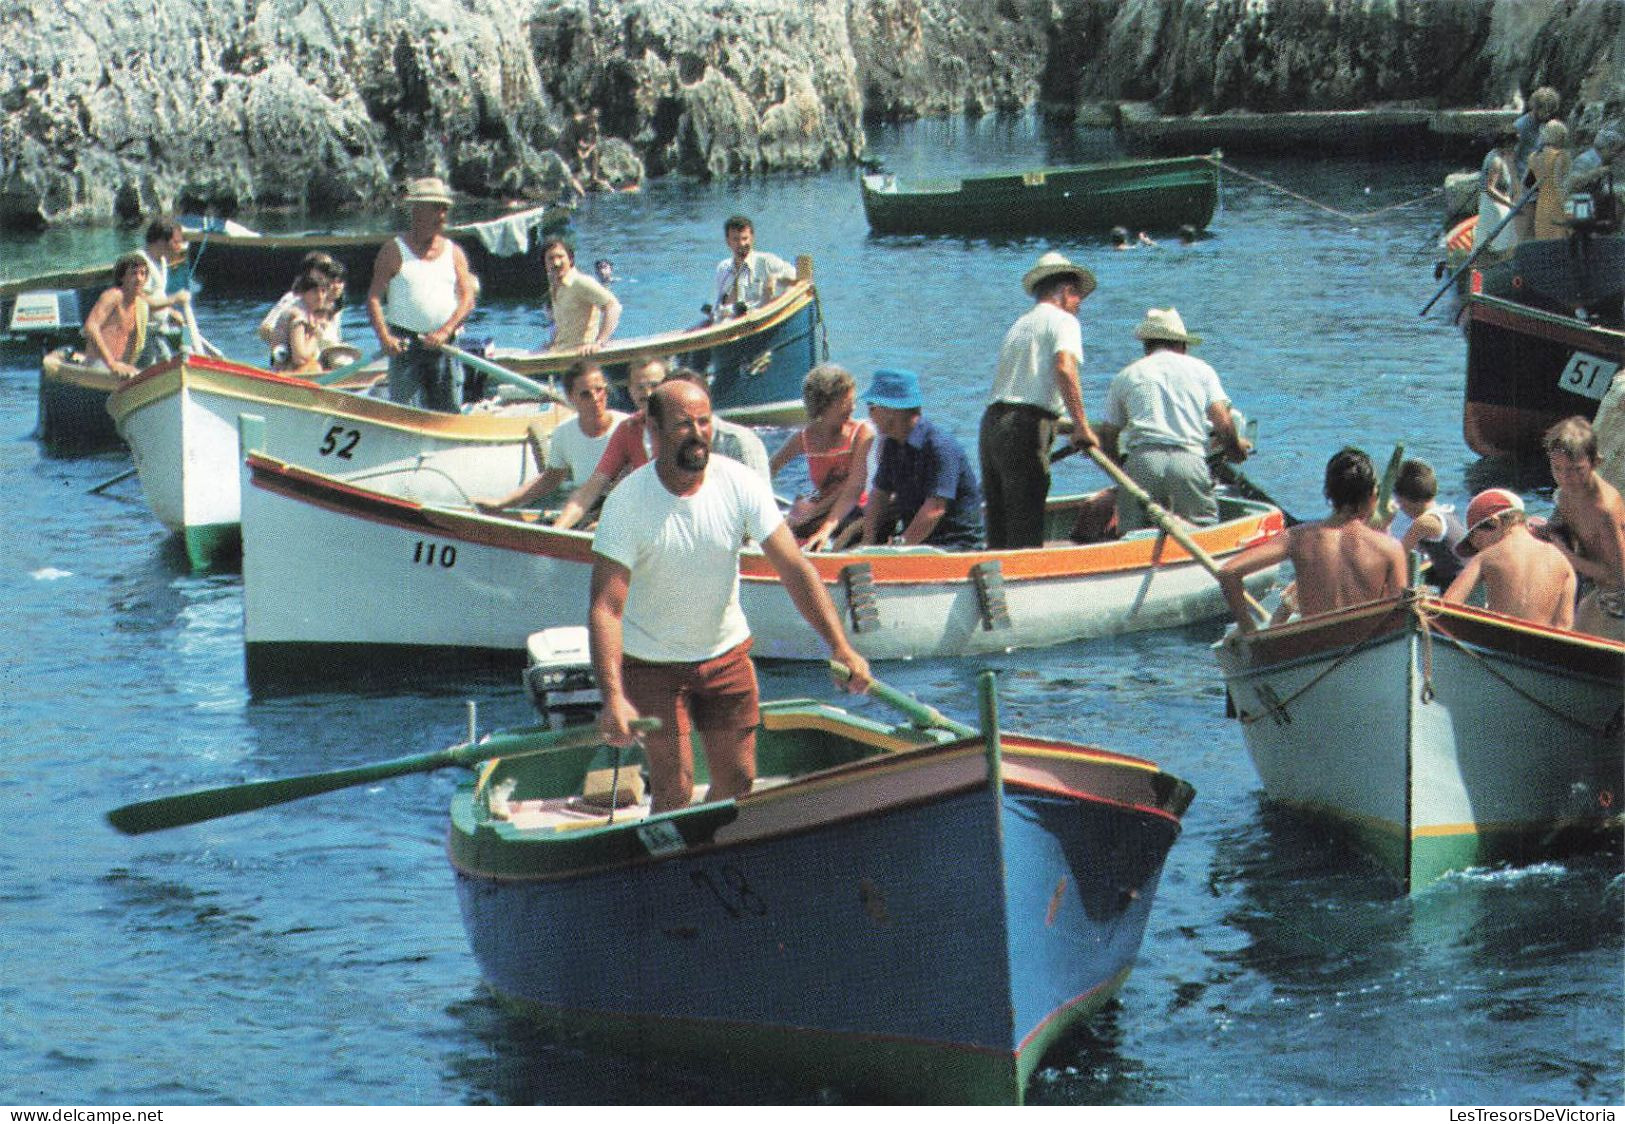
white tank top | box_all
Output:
[386,236,458,334]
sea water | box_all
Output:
[0,114,1619,1106]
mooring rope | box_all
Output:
[1235,599,1408,725]
[1415,600,1620,737]
[1238,591,1619,738]
[1208,155,1443,224]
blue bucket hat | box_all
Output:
[862,368,922,410]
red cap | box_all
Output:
[1456,488,1524,558]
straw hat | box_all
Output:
[862,368,923,410]
[1454,488,1524,558]
[1021,251,1097,299]
[403,176,454,206]
[1133,307,1203,346]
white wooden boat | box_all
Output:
[241,450,1284,693]
[107,355,569,570]
[1215,592,1624,891]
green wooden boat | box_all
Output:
[860,153,1219,236]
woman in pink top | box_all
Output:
[770,364,874,551]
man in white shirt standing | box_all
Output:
[1097,307,1250,534]
[366,176,478,413]
[590,378,871,814]
[708,215,796,324]
[979,251,1101,549]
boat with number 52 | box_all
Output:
[108,355,567,570]
[452,668,1194,1104]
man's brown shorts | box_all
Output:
[622,639,760,740]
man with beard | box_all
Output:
[589,379,872,813]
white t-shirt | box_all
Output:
[547,411,627,483]
[1104,349,1228,456]
[711,251,795,322]
[988,302,1084,414]
[593,455,784,663]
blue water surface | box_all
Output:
[0,114,1619,1106]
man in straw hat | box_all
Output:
[1443,488,1575,629]
[979,250,1100,549]
[365,175,478,412]
[1096,306,1250,535]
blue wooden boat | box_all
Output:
[38,348,126,452]
[450,670,1193,1103]
[488,255,825,424]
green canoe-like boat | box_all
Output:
[860,153,1219,236]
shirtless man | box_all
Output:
[82,254,151,377]
[1218,447,1407,634]
[1540,417,1625,639]
[1443,489,1575,628]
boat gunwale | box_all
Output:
[449,733,1187,886]
[1466,293,1625,352]
[1220,591,1625,682]
[861,153,1220,197]
[491,278,817,375]
[109,355,569,441]
[180,203,559,252]
[245,449,1286,584]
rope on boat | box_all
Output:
[1240,592,1618,738]
[1413,600,1620,737]
[340,460,477,506]
[1207,155,1443,224]
[1235,599,1407,725]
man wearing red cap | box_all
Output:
[1443,488,1575,629]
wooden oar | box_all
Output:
[1209,458,1303,526]
[87,466,139,495]
[180,300,226,360]
[440,342,572,406]
[1419,185,1536,316]
[1370,442,1406,528]
[314,347,386,386]
[106,718,659,835]
[1080,446,1269,622]
[829,660,976,737]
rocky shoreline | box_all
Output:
[0,0,1620,228]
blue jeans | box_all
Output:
[386,331,462,413]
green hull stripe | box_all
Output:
[182,522,241,572]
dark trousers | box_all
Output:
[979,401,1056,549]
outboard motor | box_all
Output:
[522,626,601,730]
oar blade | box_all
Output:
[105,720,661,835]
[106,748,455,835]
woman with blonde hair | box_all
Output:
[1527,118,1572,240]
[770,363,875,551]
